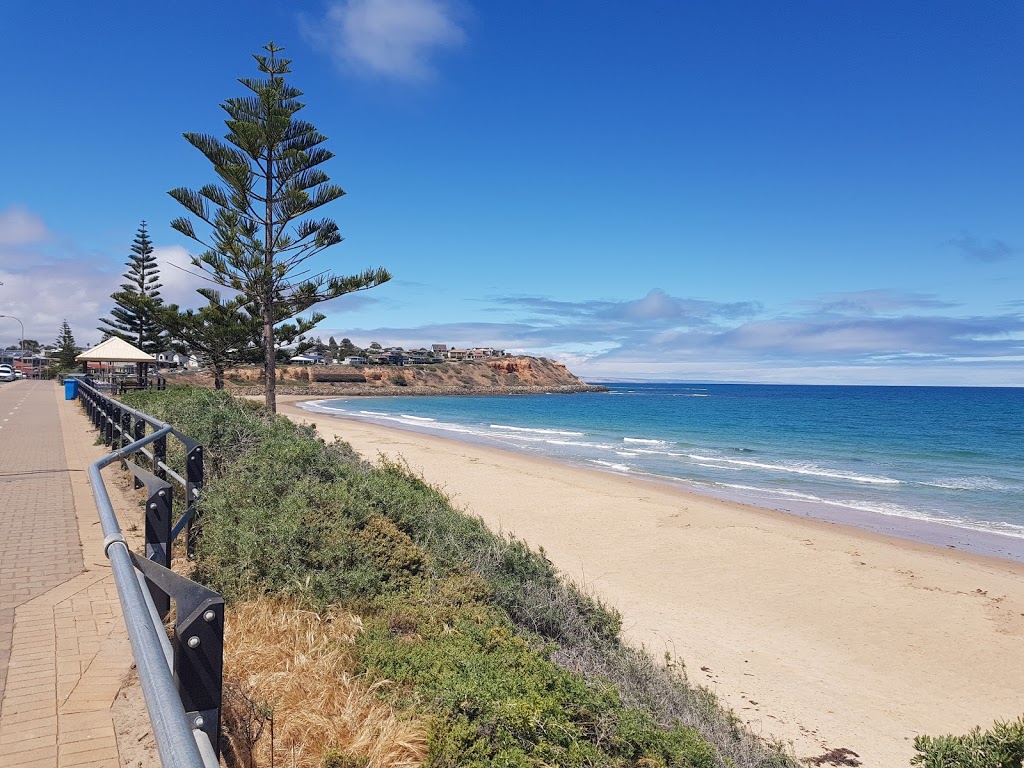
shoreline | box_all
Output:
[275,395,1024,765]
[229,383,608,397]
[295,396,1024,565]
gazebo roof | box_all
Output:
[76,337,157,363]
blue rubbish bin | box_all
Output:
[64,378,78,400]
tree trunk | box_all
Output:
[264,305,275,411]
[264,136,276,412]
[214,365,225,390]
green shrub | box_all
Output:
[121,388,794,768]
[358,581,717,768]
[913,717,1024,768]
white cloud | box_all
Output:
[0,208,218,348]
[0,253,118,348]
[153,245,214,308]
[317,288,1024,386]
[303,0,466,81]
[0,205,48,246]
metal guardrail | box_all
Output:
[76,380,222,768]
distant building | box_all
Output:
[155,350,199,369]
[342,356,368,366]
[289,354,326,365]
[431,344,448,353]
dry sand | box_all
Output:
[277,396,1024,767]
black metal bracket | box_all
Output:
[182,438,204,560]
[126,463,174,618]
[133,418,146,489]
[132,554,223,757]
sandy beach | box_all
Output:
[277,396,1024,766]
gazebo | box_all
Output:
[76,337,158,386]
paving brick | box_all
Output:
[0,734,59,755]
[0,746,58,768]
[0,383,141,766]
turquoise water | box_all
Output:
[302,383,1024,543]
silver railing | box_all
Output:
[76,380,222,768]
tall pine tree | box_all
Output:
[55,320,79,369]
[99,222,165,354]
[169,42,391,412]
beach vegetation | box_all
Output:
[124,386,796,767]
[169,41,391,413]
[913,716,1024,768]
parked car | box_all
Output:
[0,365,15,383]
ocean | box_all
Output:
[300,383,1024,551]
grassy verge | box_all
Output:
[126,387,794,767]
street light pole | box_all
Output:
[0,314,25,369]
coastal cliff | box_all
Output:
[176,356,606,396]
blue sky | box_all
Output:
[1,1,1021,385]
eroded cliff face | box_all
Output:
[350,357,589,390]
[178,357,605,396]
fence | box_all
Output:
[76,379,222,768]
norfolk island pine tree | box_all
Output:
[56,320,79,370]
[169,41,391,412]
[98,221,166,354]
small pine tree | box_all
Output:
[55,320,79,369]
[162,290,260,390]
[99,222,165,353]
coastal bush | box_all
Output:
[124,387,795,768]
[357,580,717,768]
[912,717,1024,768]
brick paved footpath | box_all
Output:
[0,381,144,767]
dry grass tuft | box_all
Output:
[222,599,427,768]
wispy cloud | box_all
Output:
[947,234,1019,263]
[153,245,215,307]
[0,210,217,347]
[497,289,761,328]
[325,287,1024,385]
[797,289,956,316]
[0,205,48,246]
[0,210,118,346]
[301,0,466,81]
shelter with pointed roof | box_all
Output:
[76,337,158,385]
[76,337,157,364]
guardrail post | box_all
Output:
[132,556,224,759]
[175,596,224,755]
[133,418,146,489]
[106,404,117,446]
[127,464,174,618]
[121,410,133,450]
[183,439,204,560]
[154,434,167,481]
